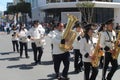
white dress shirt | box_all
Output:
[51,30,65,55]
[73,32,81,49]
[18,29,28,43]
[28,26,46,46]
[80,37,97,62]
[11,30,19,41]
[100,30,116,50]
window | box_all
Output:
[46,0,60,3]
[63,0,76,2]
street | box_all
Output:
[0,32,120,80]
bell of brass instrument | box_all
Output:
[91,33,102,67]
[59,14,78,51]
[112,30,120,59]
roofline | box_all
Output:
[39,1,120,10]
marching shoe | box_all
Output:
[26,56,30,58]
[58,76,70,80]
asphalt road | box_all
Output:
[0,32,120,80]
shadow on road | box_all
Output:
[0,56,20,61]
[6,63,34,70]
[41,60,53,65]
[0,51,14,55]
[37,73,57,80]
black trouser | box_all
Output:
[84,62,98,80]
[74,49,83,71]
[102,52,118,80]
[12,40,19,52]
[53,52,70,78]
[99,56,104,68]
[31,43,43,62]
[19,42,28,57]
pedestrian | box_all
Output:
[18,22,29,58]
[11,24,19,53]
[98,23,107,69]
[73,22,84,73]
[80,24,98,80]
[51,22,70,80]
[28,20,45,65]
[100,19,118,80]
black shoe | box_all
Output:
[102,78,106,80]
[17,51,19,53]
[38,61,41,64]
[55,73,60,79]
[34,61,38,65]
[74,69,79,73]
[26,56,30,58]
[37,61,41,64]
[59,76,70,80]
[20,56,22,58]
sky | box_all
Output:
[0,0,13,11]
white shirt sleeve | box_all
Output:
[100,32,106,48]
[80,38,87,55]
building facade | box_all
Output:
[14,0,120,24]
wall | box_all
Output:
[113,0,120,2]
[61,12,81,23]
[114,8,120,24]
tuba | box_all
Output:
[59,14,78,51]
[91,33,102,67]
[112,30,120,59]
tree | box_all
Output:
[17,1,31,22]
[76,1,95,23]
[6,1,31,23]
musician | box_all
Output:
[51,22,70,80]
[28,20,45,65]
[98,23,107,68]
[47,27,56,57]
[80,24,98,80]
[18,22,29,58]
[100,19,118,80]
[73,23,84,73]
[11,24,19,53]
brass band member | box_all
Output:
[11,25,19,53]
[28,20,45,65]
[98,23,107,68]
[18,22,29,58]
[73,23,84,73]
[100,19,118,80]
[80,24,98,80]
[51,22,70,80]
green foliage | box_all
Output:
[6,2,31,14]
[7,5,18,14]
[76,1,95,23]
[6,2,31,19]
[76,1,95,8]
[4,11,9,15]
[17,2,31,13]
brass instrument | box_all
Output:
[91,33,102,67]
[59,14,78,51]
[12,32,19,38]
[112,30,120,59]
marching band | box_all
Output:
[4,16,120,80]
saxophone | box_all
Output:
[112,30,120,59]
[91,33,102,67]
[59,14,78,51]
